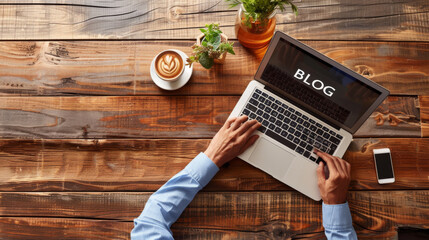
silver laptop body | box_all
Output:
[229,31,389,201]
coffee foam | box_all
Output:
[155,51,184,80]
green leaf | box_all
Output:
[218,42,235,55]
[199,52,214,69]
[291,3,298,15]
[211,34,221,50]
[192,22,234,67]
[225,0,241,8]
[229,0,299,18]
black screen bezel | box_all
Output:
[254,31,390,134]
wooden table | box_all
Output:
[0,0,428,239]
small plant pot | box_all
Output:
[235,4,277,49]
[196,33,228,64]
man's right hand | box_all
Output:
[315,149,351,205]
[204,115,261,168]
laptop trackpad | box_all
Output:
[249,138,295,179]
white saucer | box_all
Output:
[150,50,193,91]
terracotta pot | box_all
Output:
[196,33,228,64]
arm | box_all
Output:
[322,202,357,240]
[131,116,261,239]
[131,153,219,239]
[316,150,358,240]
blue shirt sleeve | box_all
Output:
[322,202,358,240]
[131,152,219,240]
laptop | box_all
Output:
[229,31,389,201]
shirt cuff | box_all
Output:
[184,152,220,187]
[322,202,353,230]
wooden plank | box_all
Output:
[0,96,420,139]
[345,138,429,190]
[0,41,427,96]
[0,41,252,96]
[1,217,425,240]
[419,96,429,137]
[355,96,421,137]
[0,0,428,41]
[0,191,427,239]
[173,228,397,240]
[0,96,235,139]
[0,217,412,240]
[172,229,325,240]
[0,138,427,192]
[0,217,131,240]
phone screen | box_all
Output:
[375,153,394,179]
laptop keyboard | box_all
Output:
[240,88,343,163]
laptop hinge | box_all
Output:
[264,86,341,130]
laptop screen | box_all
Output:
[260,38,381,129]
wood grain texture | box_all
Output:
[0,96,421,139]
[0,1,427,239]
[0,218,413,240]
[0,138,427,192]
[420,96,429,137]
[0,96,235,139]
[355,96,421,137]
[0,41,427,96]
[345,138,429,190]
[0,0,428,41]
[0,191,427,239]
[0,217,130,240]
[2,218,426,240]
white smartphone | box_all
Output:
[373,148,395,184]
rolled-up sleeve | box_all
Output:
[131,153,219,240]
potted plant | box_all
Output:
[186,23,235,69]
[226,0,298,49]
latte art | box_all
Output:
[155,51,184,81]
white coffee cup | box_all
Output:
[154,49,185,81]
